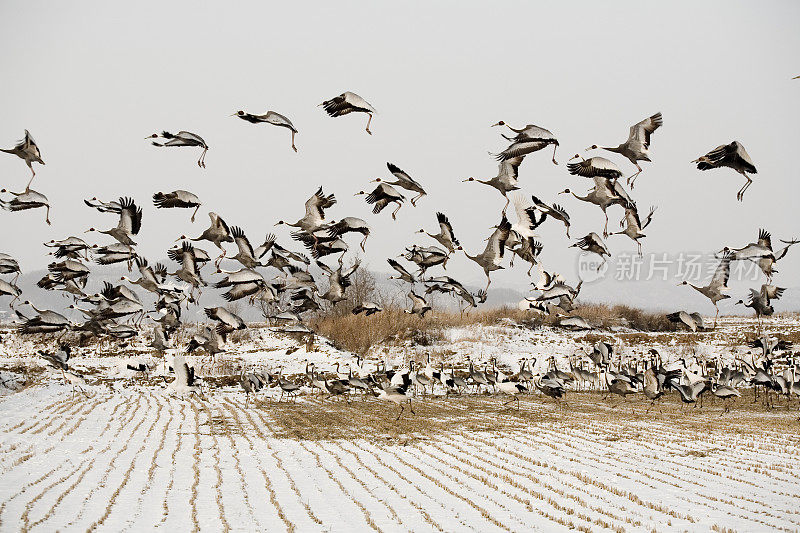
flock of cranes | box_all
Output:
[0,88,797,419]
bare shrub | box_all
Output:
[570,302,676,331]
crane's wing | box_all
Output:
[230,226,255,258]
[387,162,422,188]
[710,252,732,290]
[387,258,413,279]
[628,112,662,146]
[757,228,772,251]
[305,186,336,218]
[483,216,511,259]
[436,212,459,246]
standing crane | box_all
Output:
[692,141,756,201]
[147,130,209,168]
[1,130,44,190]
[585,112,663,187]
[320,91,376,134]
[233,109,298,152]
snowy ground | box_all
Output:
[0,316,799,531]
[0,386,799,532]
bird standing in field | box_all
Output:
[233,109,298,152]
[692,141,756,201]
[376,374,415,421]
[321,91,376,134]
[153,190,202,222]
[1,130,44,191]
[373,163,427,206]
[147,130,209,168]
[585,112,663,187]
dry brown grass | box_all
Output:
[309,306,541,355]
[308,302,679,355]
[237,389,800,443]
[570,303,676,331]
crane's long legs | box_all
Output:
[391,201,402,220]
[737,172,752,201]
[191,205,199,223]
[365,113,373,135]
[198,147,208,168]
[628,164,643,188]
[25,167,35,192]
[603,211,609,238]
[290,130,297,152]
[551,143,559,165]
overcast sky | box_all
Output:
[1,1,798,310]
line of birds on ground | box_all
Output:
[0,89,797,410]
[36,330,797,420]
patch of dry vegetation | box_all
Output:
[570,303,676,331]
[309,307,540,355]
[309,302,678,355]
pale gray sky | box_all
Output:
[1,1,798,310]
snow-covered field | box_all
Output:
[0,316,799,532]
[1,387,799,532]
